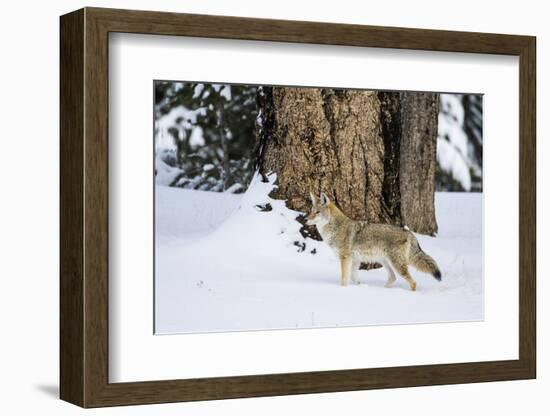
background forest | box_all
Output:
[154,81,483,195]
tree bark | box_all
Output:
[257,86,438,236]
[399,92,439,235]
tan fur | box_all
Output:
[307,193,441,291]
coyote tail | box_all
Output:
[410,240,442,281]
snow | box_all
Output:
[192,83,204,99]
[154,105,207,150]
[213,83,232,101]
[155,175,483,334]
[188,125,205,146]
[154,153,182,186]
[224,182,244,193]
[436,137,472,191]
[155,186,241,242]
[437,94,475,191]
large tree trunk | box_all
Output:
[399,93,439,235]
[257,86,438,236]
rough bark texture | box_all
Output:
[259,87,388,222]
[399,92,439,235]
[378,92,402,225]
[257,86,438,237]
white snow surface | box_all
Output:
[155,175,483,334]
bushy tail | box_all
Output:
[410,241,442,281]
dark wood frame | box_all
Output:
[60,7,536,408]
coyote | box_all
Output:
[306,193,441,291]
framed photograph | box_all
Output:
[60,7,536,408]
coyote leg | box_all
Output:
[401,270,417,292]
[351,259,361,285]
[382,260,397,288]
[390,259,417,291]
[340,255,352,286]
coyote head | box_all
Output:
[306,192,332,227]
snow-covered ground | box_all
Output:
[155,176,483,334]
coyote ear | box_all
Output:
[310,192,317,206]
[320,192,330,206]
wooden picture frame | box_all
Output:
[60,7,536,408]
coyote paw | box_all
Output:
[384,278,396,288]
